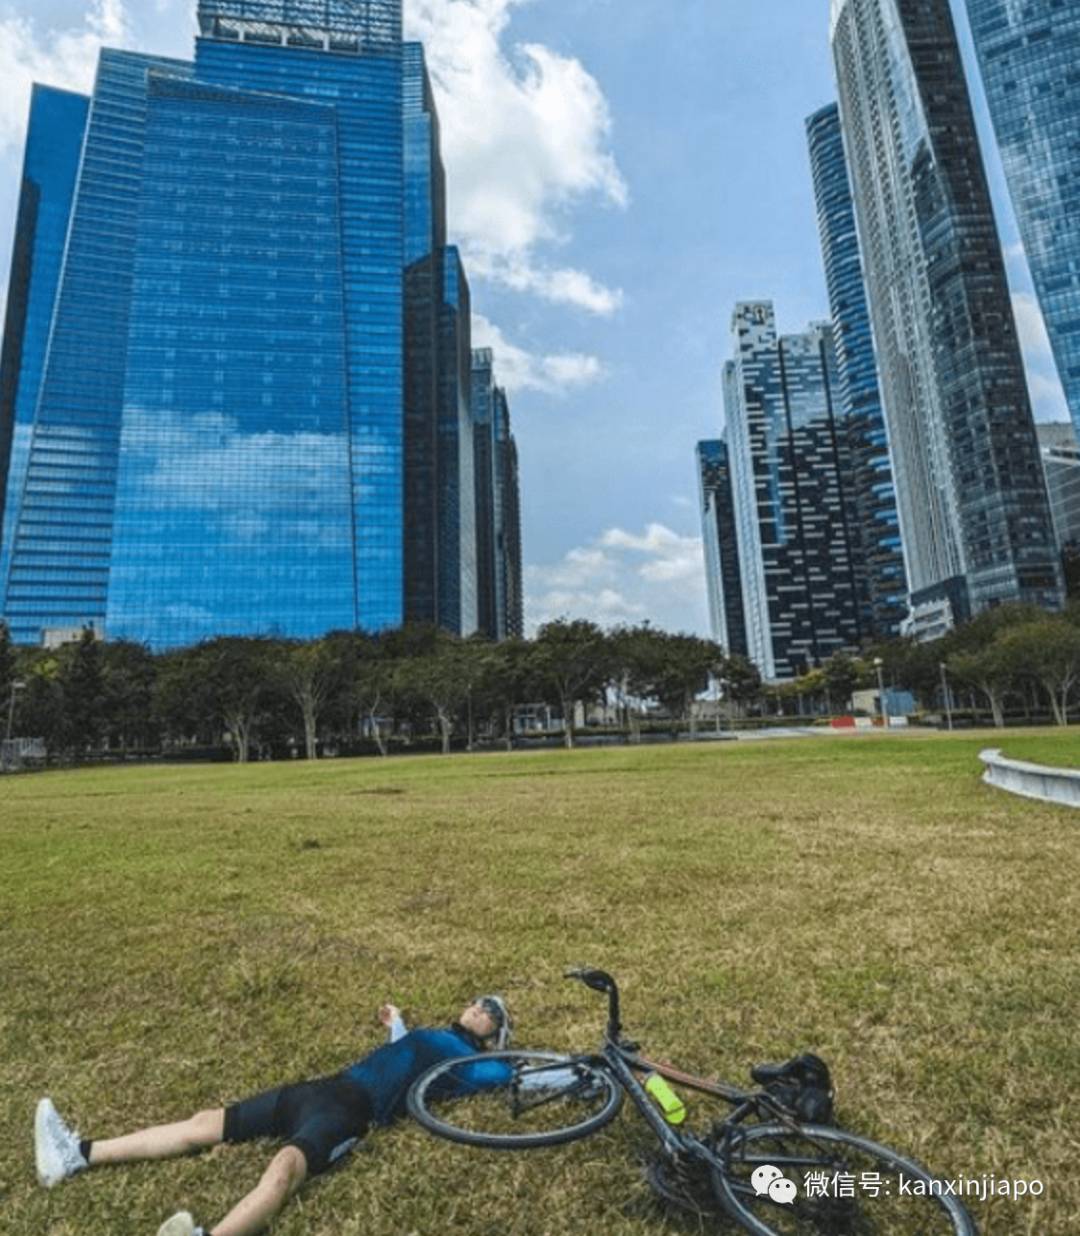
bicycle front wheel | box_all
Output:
[712,1122,978,1235]
[406,1050,623,1150]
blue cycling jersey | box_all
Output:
[341,1026,511,1125]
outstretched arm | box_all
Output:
[379,1003,407,1043]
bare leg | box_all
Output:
[209,1146,308,1236]
[89,1109,225,1166]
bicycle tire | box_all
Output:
[711,1122,978,1235]
[406,1050,623,1150]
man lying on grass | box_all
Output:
[34,994,513,1236]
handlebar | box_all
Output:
[565,967,622,1041]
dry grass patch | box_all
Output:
[1,732,1078,1234]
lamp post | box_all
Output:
[939,661,953,732]
[5,679,26,742]
[873,657,888,729]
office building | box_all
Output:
[0,0,510,648]
[696,439,748,657]
[723,302,862,681]
[966,0,1080,437]
[831,0,1062,626]
[471,349,522,641]
[806,102,907,638]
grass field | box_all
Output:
[2,731,1079,1236]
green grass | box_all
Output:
[2,731,1079,1235]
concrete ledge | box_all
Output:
[979,748,1080,809]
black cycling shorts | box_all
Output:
[223,1074,373,1176]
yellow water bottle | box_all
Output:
[643,1072,686,1125]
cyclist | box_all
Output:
[33,994,513,1236]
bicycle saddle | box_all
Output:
[750,1052,831,1088]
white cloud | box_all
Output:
[0,0,129,151]
[404,0,626,314]
[525,522,708,635]
[472,313,605,395]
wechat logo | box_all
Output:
[751,1164,798,1205]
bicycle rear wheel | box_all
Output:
[406,1050,623,1150]
[712,1122,978,1235]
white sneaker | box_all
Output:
[156,1213,201,1236]
[34,1097,88,1188]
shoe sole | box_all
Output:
[34,1098,63,1188]
[156,1212,195,1236]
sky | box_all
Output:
[0,0,1070,638]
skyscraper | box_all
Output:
[403,42,477,635]
[470,349,521,641]
[0,86,90,604]
[494,385,524,640]
[831,0,1062,629]
[1,0,507,648]
[695,439,748,657]
[724,302,862,681]
[806,102,907,639]
[965,0,1080,437]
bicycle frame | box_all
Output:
[568,967,764,1163]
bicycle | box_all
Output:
[407,968,979,1235]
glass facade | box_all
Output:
[438,248,478,635]
[1,2,421,648]
[3,51,194,646]
[724,303,862,681]
[806,102,907,639]
[0,86,90,610]
[966,0,1080,437]
[493,383,523,640]
[402,43,478,635]
[471,348,498,640]
[695,438,748,657]
[832,0,1062,622]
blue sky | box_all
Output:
[0,0,1068,636]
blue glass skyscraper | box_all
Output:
[0,86,89,606]
[0,1,413,647]
[965,0,1080,438]
[806,103,907,638]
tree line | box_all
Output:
[0,620,751,764]
[4,601,1077,766]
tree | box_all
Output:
[608,624,668,741]
[280,640,340,759]
[998,619,1080,726]
[948,645,1013,728]
[57,628,106,757]
[0,621,14,723]
[101,641,158,752]
[823,652,860,714]
[532,619,612,749]
[722,655,762,719]
[396,639,476,755]
[476,638,537,751]
[648,632,723,738]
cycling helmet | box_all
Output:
[474,994,513,1049]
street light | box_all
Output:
[939,661,954,732]
[873,657,888,729]
[5,679,26,742]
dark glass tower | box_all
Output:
[1,2,408,647]
[724,303,862,681]
[832,0,1062,626]
[966,0,1080,438]
[403,42,477,634]
[806,103,907,639]
[471,348,498,640]
[0,86,90,603]
[493,384,523,640]
[696,439,748,657]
